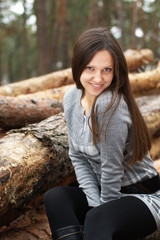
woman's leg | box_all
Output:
[84,196,157,240]
[44,186,89,233]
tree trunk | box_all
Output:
[135,94,160,136]
[129,66,160,96]
[0,96,63,129]
[0,63,159,98]
[0,42,2,86]
[21,0,28,80]
[0,86,159,131]
[124,49,154,72]
[150,136,160,160]
[17,84,74,100]
[116,0,125,50]
[0,87,160,131]
[61,0,70,69]
[139,0,146,47]
[52,0,69,71]
[34,0,50,75]
[0,68,73,97]
[47,0,57,73]
[0,0,3,85]
[88,0,99,27]
[0,113,75,227]
[154,159,160,175]
[131,0,138,49]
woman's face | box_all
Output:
[80,50,114,101]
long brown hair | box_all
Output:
[72,27,151,165]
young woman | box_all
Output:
[44,27,160,240]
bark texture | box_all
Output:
[129,67,160,96]
[17,84,74,100]
[150,136,160,160]
[0,51,158,98]
[135,94,160,136]
[124,49,154,72]
[0,113,75,227]
[0,68,74,97]
[154,159,160,175]
[0,96,63,129]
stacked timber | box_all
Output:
[0,48,160,239]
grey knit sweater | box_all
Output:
[63,86,158,207]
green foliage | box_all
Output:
[0,0,160,84]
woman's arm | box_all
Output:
[97,94,131,204]
[69,138,101,207]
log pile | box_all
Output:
[0,113,76,227]
[0,48,160,239]
[124,48,154,72]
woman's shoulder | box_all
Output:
[95,91,128,113]
[63,85,77,99]
[63,85,80,111]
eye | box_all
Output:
[104,67,112,72]
[85,66,93,71]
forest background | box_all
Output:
[0,0,160,86]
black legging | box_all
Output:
[44,186,157,240]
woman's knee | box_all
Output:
[44,186,67,208]
[85,207,103,226]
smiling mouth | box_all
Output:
[90,83,103,89]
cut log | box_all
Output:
[0,87,160,135]
[0,68,74,97]
[129,67,160,96]
[135,95,160,136]
[0,113,75,227]
[0,51,158,98]
[0,96,63,129]
[153,159,160,175]
[124,49,154,72]
[150,136,160,160]
[17,84,75,100]
[18,90,160,137]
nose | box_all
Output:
[94,71,102,83]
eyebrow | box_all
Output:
[87,64,114,68]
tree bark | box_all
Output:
[116,0,125,50]
[135,94,160,136]
[17,84,75,100]
[131,0,138,49]
[124,49,154,72]
[150,136,160,160]
[139,0,146,47]
[0,96,63,129]
[0,86,160,131]
[0,65,159,98]
[88,0,99,27]
[154,159,160,175]
[34,0,50,75]
[21,0,28,80]
[0,50,158,97]
[0,68,73,97]
[129,66,160,96]
[0,113,75,227]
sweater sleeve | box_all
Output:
[96,93,131,204]
[63,87,101,207]
[68,138,101,207]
